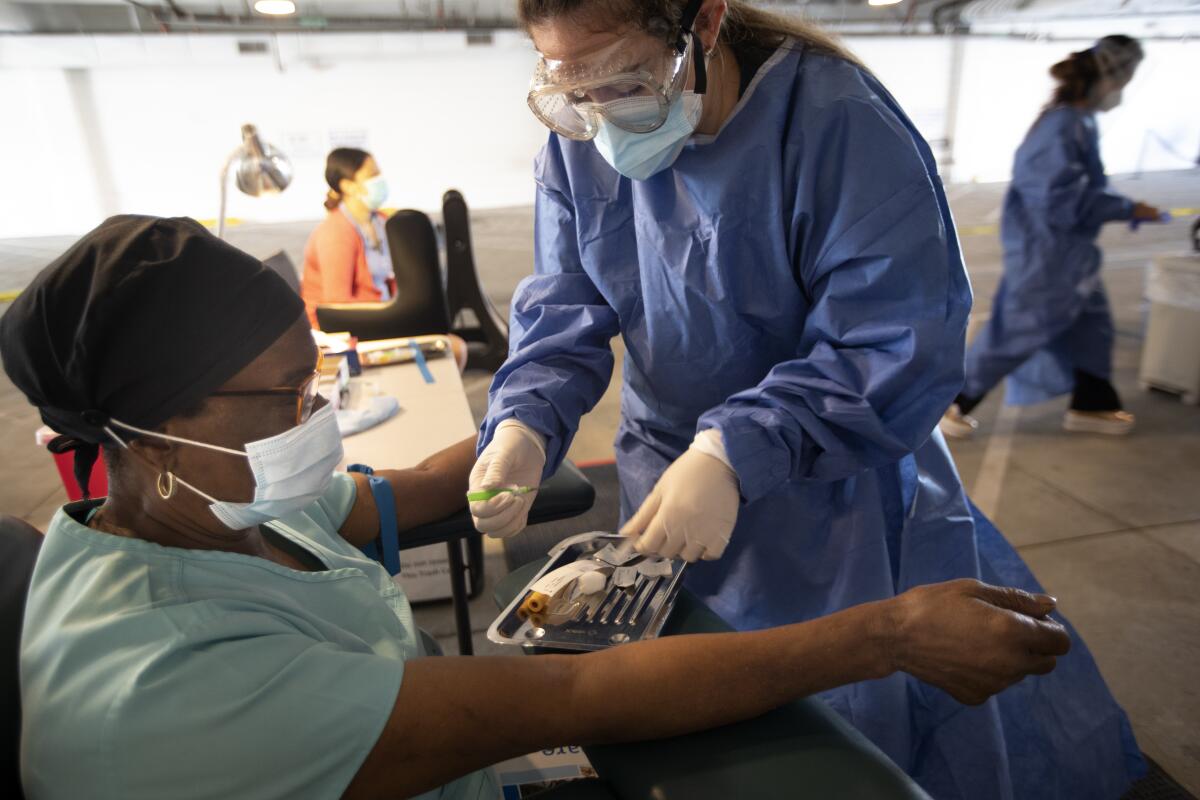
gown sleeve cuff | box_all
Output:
[479,409,568,479]
[700,412,793,504]
[1115,195,1136,221]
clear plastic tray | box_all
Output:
[488,532,686,652]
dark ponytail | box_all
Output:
[518,0,861,67]
[323,148,371,211]
[1047,35,1142,109]
[1048,49,1101,107]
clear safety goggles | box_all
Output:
[528,27,707,141]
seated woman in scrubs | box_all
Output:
[1,216,1071,800]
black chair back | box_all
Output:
[315,210,452,340]
[442,190,510,371]
[262,251,301,296]
[0,516,42,800]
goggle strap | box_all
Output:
[677,0,704,45]
[691,32,707,95]
[675,0,707,96]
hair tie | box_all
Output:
[45,434,101,500]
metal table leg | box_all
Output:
[446,539,473,655]
[466,533,484,599]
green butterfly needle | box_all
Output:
[466,486,537,503]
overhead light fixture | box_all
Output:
[254,0,297,15]
[868,0,903,6]
[217,124,292,239]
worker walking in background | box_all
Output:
[942,35,1164,439]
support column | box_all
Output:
[942,35,966,184]
[64,68,120,221]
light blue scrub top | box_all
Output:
[342,205,393,300]
[19,473,497,800]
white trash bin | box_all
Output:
[1140,253,1200,405]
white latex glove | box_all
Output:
[620,429,740,563]
[469,419,547,538]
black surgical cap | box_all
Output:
[0,215,304,495]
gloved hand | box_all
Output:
[469,419,547,538]
[620,429,740,562]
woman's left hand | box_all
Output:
[620,445,740,563]
[1132,202,1162,221]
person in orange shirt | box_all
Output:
[303,148,467,369]
[301,148,395,327]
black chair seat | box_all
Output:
[1,516,44,800]
[316,209,452,340]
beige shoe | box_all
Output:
[1062,409,1136,435]
[939,404,979,439]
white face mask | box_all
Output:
[106,403,344,530]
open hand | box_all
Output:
[1133,202,1162,221]
[886,579,1071,705]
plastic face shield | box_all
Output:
[528,24,708,141]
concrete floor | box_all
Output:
[2,170,1198,792]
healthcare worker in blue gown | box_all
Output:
[941,36,1164,441]
[470,1,1145,797]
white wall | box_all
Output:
[0,30,1196,239]
[0,31,549,238]
[942,37,1199,183]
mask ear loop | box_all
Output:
[104,422,223,506]
[107,419,245,457]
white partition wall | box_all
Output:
[0,30,1196,238]
[0,31,549,237]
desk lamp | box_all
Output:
[217,124,292,238]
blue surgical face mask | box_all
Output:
[362,175,389,210]
[592,92,704,181]
[107,403,344,530]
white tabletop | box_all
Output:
[338,344,477,470]
[335,342,479,602]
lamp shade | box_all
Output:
[232,124,292,197]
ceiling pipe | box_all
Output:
[120,0,518,33]
[931,0,976,33]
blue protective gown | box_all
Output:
[962,107,1134,405]
[482,44,1143,798]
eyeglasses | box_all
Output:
[211,352,324,426]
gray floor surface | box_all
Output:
[2,170,1198,792]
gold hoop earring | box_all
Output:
[157,471,176,500]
